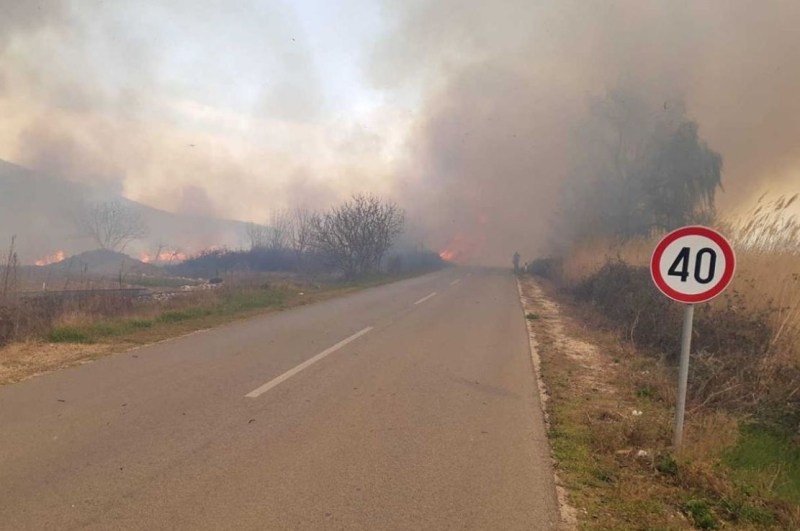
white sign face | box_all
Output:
[651,226,736,304]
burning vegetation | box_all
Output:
[34,250,65,267]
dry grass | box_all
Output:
[731,253,800,356]
[558,198,800,418]
[0,341,112,384]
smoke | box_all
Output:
[375,0,800,263]
[0,0,396,226]
[2,1,799,264]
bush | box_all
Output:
[684,499,719,530]
[526,257,563,279]
[574,262,681,355]
[572,261,793,419]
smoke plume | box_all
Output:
[0,0,397,226]
[375,0,800,263]
[1,1,799,264]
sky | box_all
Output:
[0,0,408,220]
[1,1,799,263]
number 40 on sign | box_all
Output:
[650,226,736,448]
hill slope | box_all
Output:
[0,159,250,263]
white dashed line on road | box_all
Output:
[414,292,437,305]
[245,327,373,398]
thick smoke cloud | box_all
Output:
[0,0,396,232]
[1,1,799,264]
[376,0,800,263]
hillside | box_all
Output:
[0,159,250,264]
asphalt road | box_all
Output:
[0,268,559,530]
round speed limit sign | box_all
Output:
[651,226,736,304]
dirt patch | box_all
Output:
[519,276,616,395]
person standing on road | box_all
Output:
[513,251,521,273]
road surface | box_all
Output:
[0,269,559,530]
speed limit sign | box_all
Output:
[651,226,736,304]
[650,226,735,449]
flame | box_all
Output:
[34,250,65,266]
[438,234,474,263]
[140,251,187,264]
[438,248,459,261]
[438,220,489,264]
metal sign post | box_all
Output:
[674,304,694,448]
[650,226,735,450]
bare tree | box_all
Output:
[145,240,185,264]
[311,194,404,278]
[76,200,149,252]
[289,208,314,257]
[268,209,292,250]
[1,235,17,300]
[245,222,270,250]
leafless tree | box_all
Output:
[76,200,149,252]
[268,209,292,250]
[289,208,314,257]
[1,235,17,299]
[311,194,404,278]
[245,222,270,250]
[145,241,185,264]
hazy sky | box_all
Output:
[0,0,410,219]
[1,1,799,263]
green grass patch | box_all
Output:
[46,288,290,345]
[48,327,93,343]
[130,319,154,329]
[219,289,286,313]
[724,424,800,505]
[157,308,213,323]
[683,499,720,530]
[719,496,776,526]
[655,453,679,476]
[48,318,156,343]
[635,384,656,399]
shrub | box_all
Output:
[526,257,563,279]
[684,499,719,530]
[572,261,795,421]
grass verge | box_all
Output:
[519,276,799,529]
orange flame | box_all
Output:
[438,248,459,262]
[34,250,65,266]
[140,251,187,264]
[438,221,488,264]
[438,234,474,263]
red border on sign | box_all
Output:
[650,225,736,304]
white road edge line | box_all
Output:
[245,326,373,398]
[414,292,437,305]
[450,279,461,285]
